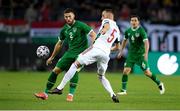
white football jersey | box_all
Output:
[93,19,121,54]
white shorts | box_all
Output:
[77,46,110,75]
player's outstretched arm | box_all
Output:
[89,30,97,45]
[144,39,149,61]
[117,39,127,59]
[100,23,110,35]
[46,40,63,65]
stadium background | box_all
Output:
[0,0,180,110]
[0,0,180,75]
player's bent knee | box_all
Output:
[98,74,105,80]
[97,69,105,76]
[53,67,62,74]
[74,61,81,68]
[98,74,102,80]
[144,70,152,77]
[123,68,131,75]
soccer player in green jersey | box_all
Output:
[117,15,165,95]
[34,8,96,101]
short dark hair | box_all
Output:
[130,14,140,20]
[103,9,114,15]
[64,8,76,15]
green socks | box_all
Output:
[69,72,79,95]
[121,73,160,92]
[44,71,79,95]
[150,74,161,85]
[45,72,58,93]
[122,74,128,91]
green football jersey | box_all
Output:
[58,20,92,54]
[124,26,148,55]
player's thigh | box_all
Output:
[77,47,97,66]
[56,53,76,71]
[137,58,150,72]
[123,58,134,74]
[136,57,152,76]
[97,53,110,75]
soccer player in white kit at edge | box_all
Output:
[50,9,121,103]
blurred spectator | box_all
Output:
[157,8,171,21]
[119,4,130,20]
[24,4,38,24]
[39,1,51,21]
[12,0,27,19]
[0,0,180,23]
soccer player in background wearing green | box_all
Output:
[117,15,165,95]
[34,8,96,101]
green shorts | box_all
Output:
[124,54,149,71]
[56,52,78,71]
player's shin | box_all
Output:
[57,63,78,90]
[45,72,58,93]
[150,73,161,85]
[98,75,115,97]
[122,74,128,91]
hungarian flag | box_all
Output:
[0,19,29,38]
[30,21,64,44]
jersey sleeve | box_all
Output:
[58,28,66,41]
[102,19,110,25]
[97,19,110,34]
[114,30,121,43]
[141,28,148,42]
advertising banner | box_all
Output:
[134,52,180,75]
[30,20,180,52]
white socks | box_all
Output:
[99,75,115,97]
[56,63,115,98]
[57,63,77,90]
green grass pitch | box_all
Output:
[0,71,180,110]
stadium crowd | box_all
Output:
[0,0,180,23]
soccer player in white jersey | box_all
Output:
[49,9,121,103]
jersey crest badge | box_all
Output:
[73,27,77,33]
[135,33,140,37]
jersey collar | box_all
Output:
[67,20,76,28]
[131,26,140,31]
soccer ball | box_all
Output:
[36,45,50,59]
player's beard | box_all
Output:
[67,20,75,25]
